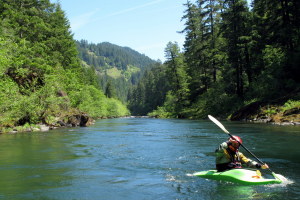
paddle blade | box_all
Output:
[271,172,295,186]
[208,115,230,134]
[272,172,287,182]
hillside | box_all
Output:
[0,1,129,133]
[76,40,158,102]
[77,40,157,71]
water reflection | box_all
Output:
[0,118,299,200]
[0,131,78,199]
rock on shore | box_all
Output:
[230,100,300,125]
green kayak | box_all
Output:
[193,169,282,185]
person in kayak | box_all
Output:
[215,135,269,172]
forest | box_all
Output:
[0,0,130,133]
[129,0,300,122]
[0,0,299,133]
[76,40,158,103]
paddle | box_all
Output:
[208,115,283,180]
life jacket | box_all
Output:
[215,142,253,172]
[227,149,242,169]
[216,147,248,172]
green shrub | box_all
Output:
[148,92,177,118]
[281,100,300,112]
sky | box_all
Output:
[51,0,191,61]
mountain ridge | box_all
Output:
[76,40,159,102]
[76,40,157,72]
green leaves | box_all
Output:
[71,85,129,118]
[0,1,130,130]
[143,0,300,119]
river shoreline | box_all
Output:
[239,118,300,126]
[1,112,95,134]
[230,96,300,126]
[2,112,299,134]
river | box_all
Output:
[0,118,299,200]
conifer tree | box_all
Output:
[164,42,190,117]
[105,81,117,98]
[221,0,251,98]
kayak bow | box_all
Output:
[193,168,282,185]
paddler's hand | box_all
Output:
[261,164,269,169]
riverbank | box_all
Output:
[0,111,95,134]
[230,98,300,125]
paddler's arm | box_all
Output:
[215,142,228,153]
[260,163,269,169]
[239,153,269,169]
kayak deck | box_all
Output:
[193,169,282,185]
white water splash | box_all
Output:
[166,174,176,182]
[266,174,294,188]
[186,173,195,177]
[277,174,294,185]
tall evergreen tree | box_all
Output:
[182,0,224,101]
[128,63,170,116]
[164,42,190,117]
[221,0,251,98]
[252,0,300,89]
[105,81,117,98]
[181,0,206,100]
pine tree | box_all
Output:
[221,0,251,98]
[252,0,300,88]
[164,42,190,117]
[181,0,224,101]
[105,81,117,98]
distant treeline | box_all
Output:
[76,40,158,103]
[76,40,157,71]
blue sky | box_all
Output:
[52,0,190,61]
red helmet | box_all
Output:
[228,135,242,152]
[229,135,242,145]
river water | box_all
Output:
[0,118,299,200]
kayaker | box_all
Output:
[215,135,269,172]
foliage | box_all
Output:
[0,0,130,130]
[106,98,130,118]
[76,40,157,102]
[105,81,117,99]
[282,100,300,112]
[69,85,129,118]
[186,85,243,119]
[76,40,156,71]
[164,42,190,118]
[148,92,177,118]
[128,63,171,116]
[2,0,298,125]
[132,0,300,119]
[246,45,286,99]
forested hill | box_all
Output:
[0,0,129,133]
[76,40,158,103]
[77,40,157,71]
[129,0,300,122]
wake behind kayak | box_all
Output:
[193,168,282,185]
